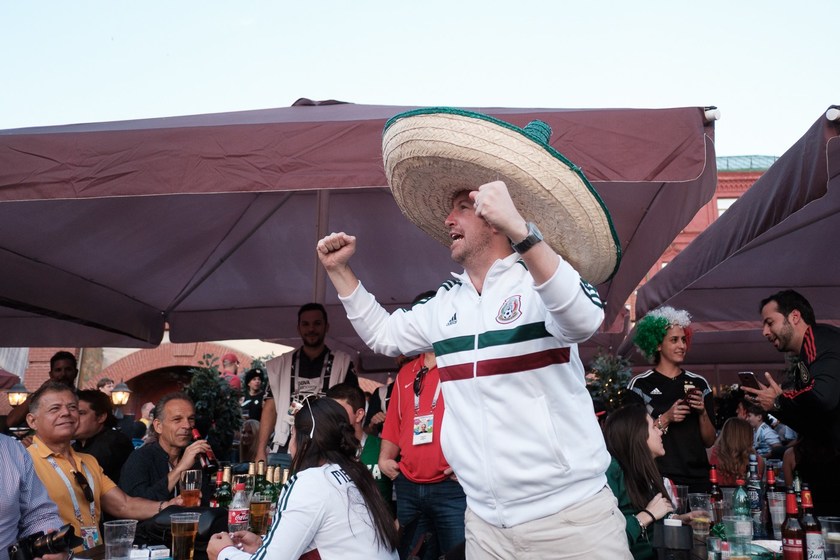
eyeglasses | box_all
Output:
[72,470,94,503]
[413,367,429,397]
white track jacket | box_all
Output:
[340,252,610,528]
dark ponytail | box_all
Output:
[291,397,398,551]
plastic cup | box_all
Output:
[104,519,137,560]
[171,512,200,560]
[819,517,840,560]
[722,487,735,518]
[688,493,712,541]
[179,469,202,507]
[673,485,689,514]
[249,492,272,536]
[722,515,752,558]
[766,491,786,540]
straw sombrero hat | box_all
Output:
[382,107,621,284]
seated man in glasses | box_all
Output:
[374,293,466,560]
[25,382,181,552]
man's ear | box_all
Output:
[789,309,803,325]
[26,413,36,431]
[354,408,366,427]
[153,418,163,435]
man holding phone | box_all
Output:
[744,289,840,514]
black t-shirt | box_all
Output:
[626,369,714,491]
[241,391,264,420]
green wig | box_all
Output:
[634,306,692,363]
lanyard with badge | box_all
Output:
[287,349,335,416]
[47,454,99,548]
[413,365,441,446]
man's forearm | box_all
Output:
[379,438,400,463]
[325,264,360,298]
[257,399,277,451]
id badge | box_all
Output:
[81,525,101,549]
[413,414,434,445]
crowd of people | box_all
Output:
[2,110,839,560]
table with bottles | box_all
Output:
[697,457,840,560]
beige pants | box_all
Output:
[465,486,632,560]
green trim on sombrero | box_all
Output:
[384,107,622,281]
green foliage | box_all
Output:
[587,350,633,411]
[184,354,242,459]
[248,354,275,371]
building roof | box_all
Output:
[716,155,778,171]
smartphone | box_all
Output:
[738,371,761,390]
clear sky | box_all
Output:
[1,1,835,157]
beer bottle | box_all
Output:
[265,465,275,493]
[709,465,725,524]
[767,466,777,492]
[766,466,778,537]
[254,460,267,494]
[801,484,825,559]
[219,466,233,508]
[793,471,803,509]
[209,470,224,508]
[214,467,233,509]
[782,488,805,560]
[191,428,220,473]
[747,454,766,537]
[733,478,750,518]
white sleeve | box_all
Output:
[249,475,326,560]
[339,282,433,357]
[536,255,605,343]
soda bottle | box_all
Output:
[228,483,250,532]
[192,428,220,473]
[209,470,224,508]
[747,455,766,538]
[801,484,825,560]
[709,465,725,524]
[783,488,805,559]
[733,478,750,518]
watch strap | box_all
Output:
[511,222,543,254]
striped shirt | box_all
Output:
[0,434,62,560]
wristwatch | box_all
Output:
[510,222,544,254]
[772,395,782,412]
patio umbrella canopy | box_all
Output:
[629,107,840,385]
[0,100,717,370]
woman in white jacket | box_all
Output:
[208,397,398,560]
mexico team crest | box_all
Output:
[497,295,522,324]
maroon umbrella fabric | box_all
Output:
[629,108,840,382]
[0,101,716,366]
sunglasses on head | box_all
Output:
[413,366,429,397]
[72,470,94,503]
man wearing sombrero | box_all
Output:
[317,109,629,559]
